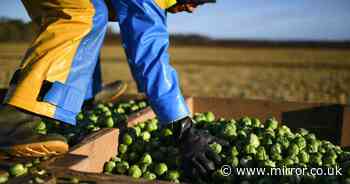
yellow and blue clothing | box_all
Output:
[3,0,190,125]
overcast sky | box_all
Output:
[1,0,350,40]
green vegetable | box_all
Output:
[271,143,282,154]
[0,171,9,184]
[154,163,168,176]
[249,133,260,148]
[146,120,158,132]
[251,118,262,128]
[310,153,323,166]
[288,144,300,157]
[230,146,239,157]
[128,165,142,178]
[119,144,128,154]
[204,112,215,122]
[256,146,268,161]
[116,161,129,174]
[265,118,278,130]
[9,163,27,177]
[140,153,152,165]
[143,171,157,180]
[221,123,237,138]
[244,145,257,155]
[105,117,114,128]
[123,133,133,145]
[141,131,151,142]
[209,142,222,154]
[166,170,180,181]
[161,128,173,137]
[104,161,116,173]
[299,150,310,163]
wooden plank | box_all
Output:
[66,128,119,173]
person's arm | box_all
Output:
[113,0,190,125]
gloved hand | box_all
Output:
[167,0,216,13]
[168,117,229,179]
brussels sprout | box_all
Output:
[306,133,316,141]
[256,146,268,161]
[141,131,151,142]
[105,117,114,128]
[265,118,278,130]
[137,122,146,129]
[323,156,337,166]
[166,170,180,181]
[310,153,323,166]
[307,139,320,153]
[299,150,310,163]
[116,161,130,174]
[0,171,9,184]
[238,130,248,139]
[140,153,152,165]
[221,123,237,138]
[146,121,158,132]
[161,128,173,137]
[123,133,133,145]
[288,144,300,157]
[119,144,128,154]
[35,121,47,133]
[69,176,80,184]
[298,128,309,136]
[251,118,262,128]
[194,113,207,123]
[249,133,260,148]
[210,142,222,154]
[88,114,98,123]
[115,107,126,114]
[294,136,306,150]
[244,145,257,155]
[204,112,215,122]
[143,171,157,180]
[9,163,27,177]
[227,157,239,167]
[76,113,84,121]
[130,105,139,112]
[154,163,168,176]
[276,136,290,149]
[278,125,293,137]
[138,101,148,108]
[282,158,294,167]
[230,146,239,157]
[271,153,283,161]
[104,161,116,173]
[240,117,252,127]
[271,143,282,154]
[128,165,142,178]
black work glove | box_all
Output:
[167,117,229,179]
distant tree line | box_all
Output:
[0,17,349,48]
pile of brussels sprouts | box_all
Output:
[34,100,148,145]
[103,112,350,184]
[0,157,50,184]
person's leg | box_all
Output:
[112,0,191,125]
[3,0,108,125]
[85,56,103,102]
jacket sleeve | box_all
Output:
[112,0,191,124]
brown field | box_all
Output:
[0,43,350,104]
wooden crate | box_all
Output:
[46,95,350,184]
